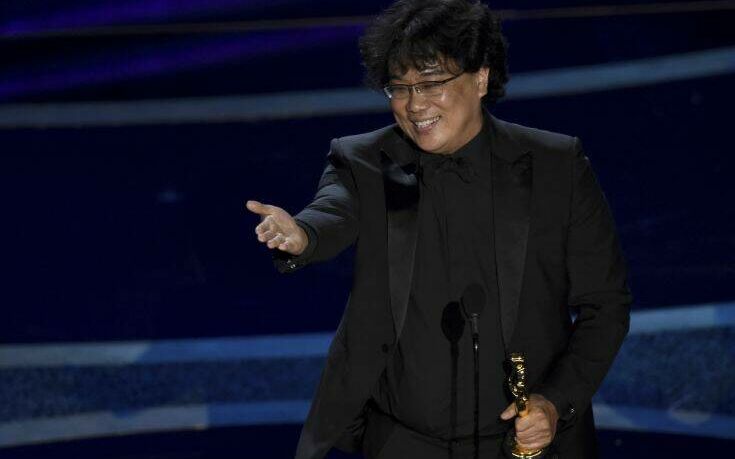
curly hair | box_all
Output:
[359,0,509,105]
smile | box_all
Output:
[412,116,441,130]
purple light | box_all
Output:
[1,0,311,37]
[0,27,362,100]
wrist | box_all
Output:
[293,225,308,255]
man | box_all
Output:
[247,1,631,458]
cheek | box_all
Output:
[442,98,474,125]
[433,94,461,119]
[391,103,408,122]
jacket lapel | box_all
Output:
[380,129,419,338]
[488,116,533,352]
[379,118,533,348]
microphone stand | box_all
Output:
[470,312,480,459]
[450,334,459,459]
[441,302,465,459]
[461,283,485,459]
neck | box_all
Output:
[440,112,485,155]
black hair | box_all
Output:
[359,0,509,105]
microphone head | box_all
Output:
[441,301,465,344]
[461,283,486,319]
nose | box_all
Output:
[406,88,430,113]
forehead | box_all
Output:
[389,62,452,81]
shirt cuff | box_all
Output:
[534,384,576,423]
[271,219,317,273]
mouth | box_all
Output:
[411,116,441,133]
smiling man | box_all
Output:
[246,1,631,458]
[388,64,488,155]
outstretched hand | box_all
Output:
[246,200,308,256]
[500,393,559,451]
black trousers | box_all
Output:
[362,408,506,459]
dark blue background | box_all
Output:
[2,1,733,343]
[1,1,735,458]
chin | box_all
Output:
[416,136,448,154]
[399,122,447,153]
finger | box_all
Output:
[515,414,536,433]
[517,439,549,452]
[521,431,552,448]
[516,428,547,444]
[516,428,552,449]
[517,416,549,435]
[267,233,285,249]
[515,416,533,432]
[246,200,273,216]
[519,404,546,425]
[258,229,278,243]
[276,238,296,253]
[255,217,276,235]
[500,402,517,420]
[516,424,554,442]
[277,238,291,252]
[266,233,283,249]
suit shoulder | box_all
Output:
[497,118,578,158]
[331,124,399,158]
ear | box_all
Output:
[476,67,490,98]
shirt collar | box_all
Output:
[418,114,493,180]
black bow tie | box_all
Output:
[419,155,475,186]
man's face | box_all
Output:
[389,62,489,155]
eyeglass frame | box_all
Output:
[382,73,464,100]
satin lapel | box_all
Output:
[489,116,533,352]
[380,129,419,338]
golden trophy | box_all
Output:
[503,353,546,458]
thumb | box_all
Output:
[500,402,518,421]
[246,200,272,216]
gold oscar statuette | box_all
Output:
[503,353,546,458]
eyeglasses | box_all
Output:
[383,73,463,100]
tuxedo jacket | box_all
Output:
[277,115,632,459]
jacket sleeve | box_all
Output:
[535,137,632,423]
[273,137,359,273]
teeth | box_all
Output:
[414,117,440,128]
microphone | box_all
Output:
[461,283,486,336]
[441,301,465,344]
[461,283,486,459]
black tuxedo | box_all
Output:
[278,115,631,459]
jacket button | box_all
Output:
[381,343,390,353]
